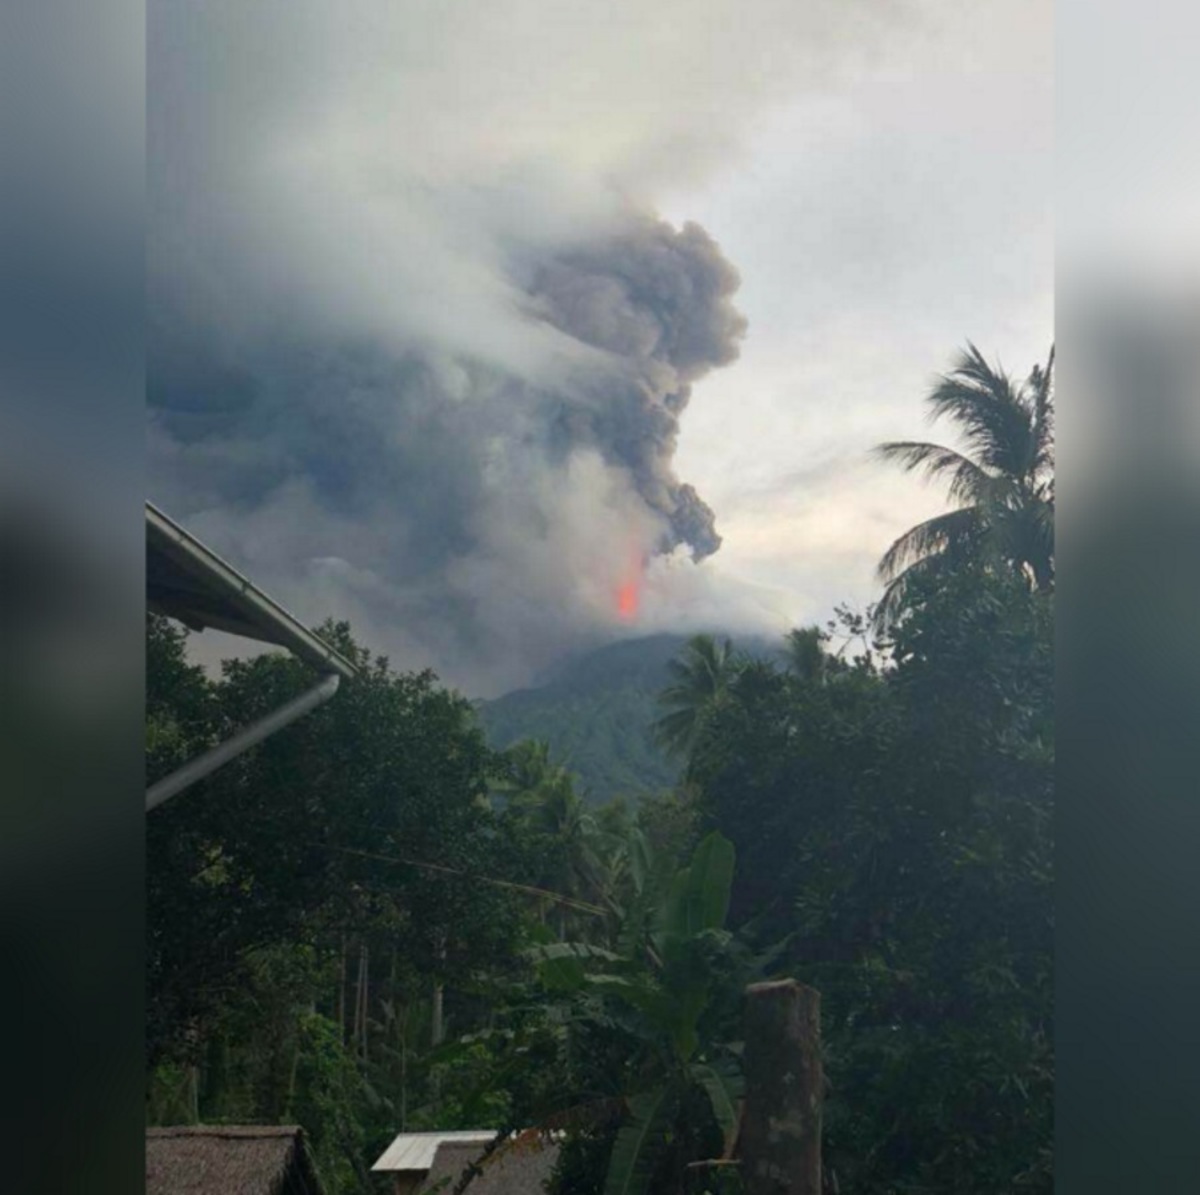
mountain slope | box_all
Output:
[476,632,783,803]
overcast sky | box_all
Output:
[657,0,1052,627]
[149,0,1052,695]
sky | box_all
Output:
[147,0,1053,697]
[658,0,1053,628]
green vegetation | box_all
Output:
[690,573,1053,1193]
[652,634,740,760]
[476,634,688,802]
[477,633,785,803]
[529,831,750,1195]
[147,341,1054,1195]
[874,343,1055,629]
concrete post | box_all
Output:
[741,980,822,1195]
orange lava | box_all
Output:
[617,579,639,621]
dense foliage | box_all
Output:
[477,634,689,802]
[691,574,1053,1193]
[477,633,786,803]
[146,341,1053,1195]
[147,618,532,1187]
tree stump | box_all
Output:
[741,979,822,1195]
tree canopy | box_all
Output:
[874,343,1055,629]
[146,339,1054,1195]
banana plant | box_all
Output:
[530,832,747,1195]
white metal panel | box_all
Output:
[371,1131,496,1173]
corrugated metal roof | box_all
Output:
[372,1131,497,1173]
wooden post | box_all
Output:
[359,943,371,1060]
[741,980,822,1195]
[337,933,346,1042]
[431,931,447,1047]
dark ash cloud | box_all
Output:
[524,216,746,558]
[148,0,902,692]
[148,211,746,693]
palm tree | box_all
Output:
[652,634,740,759]
[784,626,826,683]
[501,741,608,936]
[874,342,1054,630]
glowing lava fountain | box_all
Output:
[615,555,645,623]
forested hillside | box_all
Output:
[476,632,782,802]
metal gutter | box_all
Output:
[146,502,359,810]
[146,673,341,811]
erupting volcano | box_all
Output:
[149,8,747,695]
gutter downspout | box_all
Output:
[146,672,340,812]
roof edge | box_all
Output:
[147,502,358,681]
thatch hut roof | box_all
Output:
[419,1136,560,1194]
[146,1125,325,1195]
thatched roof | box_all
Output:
[418,1136,560,1194]
[146,1125,325,1195]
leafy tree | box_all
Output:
[147,619,523,1077]
[146,612,215,782]
[495,741,620,939]
[532,833,750,1195]
[688,572,1053,1195]
[633,788,703,870]
[783,626,826,683]
[690,649,891,947]
[653,635,741,760]
[148,618,634,1193]
[874,343,1054,629]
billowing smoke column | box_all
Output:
[524,216,746,560]
[148,212,746,694]
[143,0,905,694]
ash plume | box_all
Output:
[523,216,745,559]
[148,211,745,693]
[147,0,890,692]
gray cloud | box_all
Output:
[147,0,907,693]
[149,202,747,692]
[523,216,746,557]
